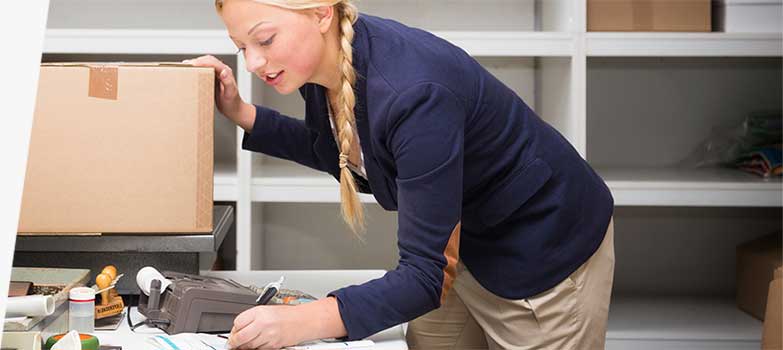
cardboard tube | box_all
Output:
[5,295,55,317]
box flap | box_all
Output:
[41,62,204,68]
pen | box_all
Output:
[256,286,277,305]
[256,276,284,305]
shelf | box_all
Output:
[587,32,783,57]
[252,162,377,203]
[607,296,761,347]
[432,31,573,57]
[44,29,237,54]
[214,162,238,201]
[251,164,783,206]
[14,205,233,252]
[42,29,576,57]
[599,167,783,207]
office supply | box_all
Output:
[5,295,54,317]
[256,276,284,305]
[93,266,124,320]
[137,271,259,334]
[44,331,99,350]
[68,287,95,333]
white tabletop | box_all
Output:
[91,307,407,350]
[93,270,408,350]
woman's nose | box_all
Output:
[244,49,268,74]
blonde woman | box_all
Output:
[186,1,615,349]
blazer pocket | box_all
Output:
[478,157,552,227]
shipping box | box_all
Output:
[588,0,712,32]
[737,232,783,320]
[18,63,214,234]
[762,267,782,350]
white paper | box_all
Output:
[286,340,375,350]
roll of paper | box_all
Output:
[5,295,55,317]
[136,266,173,296]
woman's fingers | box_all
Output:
[233,307,256,330]
[184,56,234,84]
[218,67,238,98]
[182,55,244,125]
[184,56,238,100]
[183,55,223,70]
[230,324,262,349]
[228,308,258,348]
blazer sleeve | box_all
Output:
[241,104,330,172]
[328,83,466,340]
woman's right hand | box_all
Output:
[183,55,255,132]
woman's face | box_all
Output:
[220,1,332,95]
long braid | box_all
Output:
[333,2,364,234]
[215,0,365,233]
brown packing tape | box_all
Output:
[89,66,118,100]
[196,71,215,231]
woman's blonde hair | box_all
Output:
[216,0,365,234]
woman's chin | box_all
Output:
[274,83,299,95]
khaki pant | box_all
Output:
[407,218,615,350]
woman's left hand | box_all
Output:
[228,305,299,349]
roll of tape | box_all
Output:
[136,266,173,296]
[44,333,99,350]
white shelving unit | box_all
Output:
[42,0,781,348]
[586,32,783,57]
[600,167,782,207]
[606,297,763,350]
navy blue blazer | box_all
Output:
[242,14,614,340]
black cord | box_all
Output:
[126,305,169,332]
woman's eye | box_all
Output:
[235,47,246,54]
[259,34,276,46]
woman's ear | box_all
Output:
[313,5,335,34]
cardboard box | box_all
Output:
[19,63,214,234]
[588,0,712,32]
[737,232,783,320]
[762,267,782,350]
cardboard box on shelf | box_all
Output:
[762,267,782,350]
[587,0,712,32]
[736,232,783,320]
[18,63,214,234]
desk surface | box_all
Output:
[88,270,407,349]
[92,307,407,350]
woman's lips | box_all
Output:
[264,70,284,86]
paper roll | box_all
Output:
[5,295,55,317]
[136,266,173,296]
